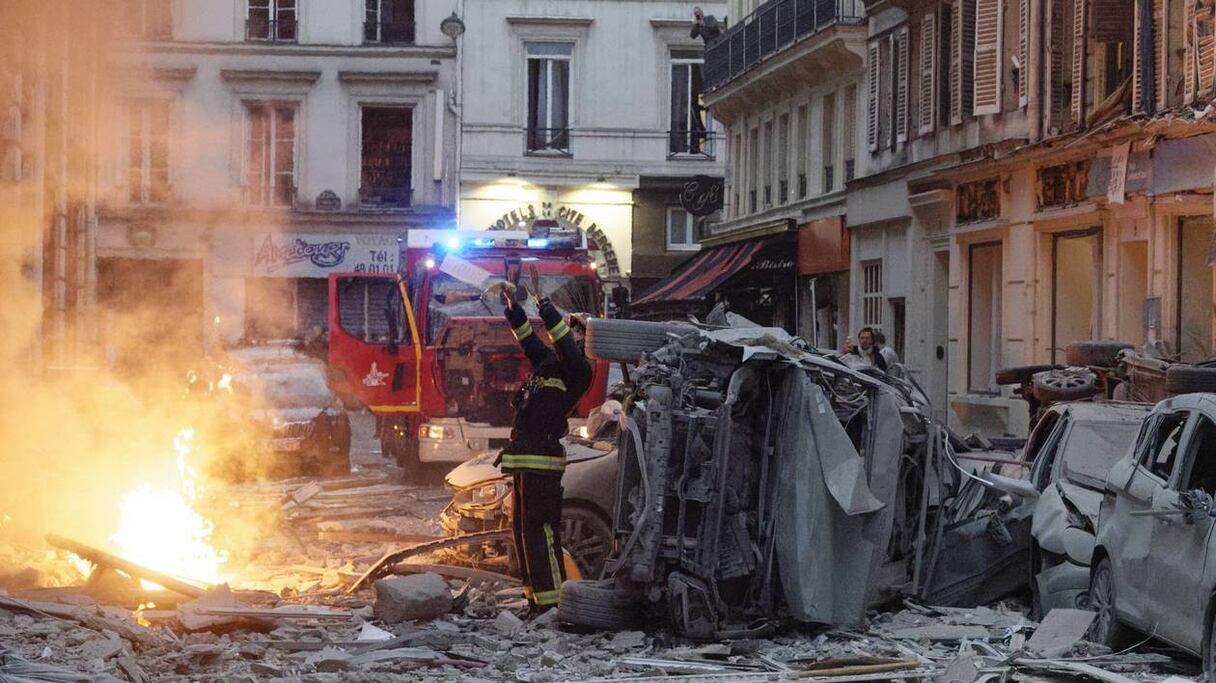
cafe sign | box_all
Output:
[252,233,399,277]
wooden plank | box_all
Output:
[196,606,352,620]
[45,534,209,599]
[392,562,520,586]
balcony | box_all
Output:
[703,0,864,115]
[668,130,718,159]
[246,18,297,42]
[364,20,415,44]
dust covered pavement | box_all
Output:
[0,463,1203,682]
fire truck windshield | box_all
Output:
[425,271,598,345]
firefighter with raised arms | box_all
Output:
[486,267,593,613]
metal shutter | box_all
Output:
[973,0,1004,115]
[868,41,881,151]
[296,278,328,336]
[896,28,910,142]
[919,11,938,134]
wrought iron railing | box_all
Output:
[246,18,297,42]
[359,186,413,208]
[703,0,865,91]
[668,130,717,158]
[364,20,415,44]
[526,128,571,154]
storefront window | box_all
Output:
[968,242,1003,393]
[666,207,698,251]
[1052,230,1101,363]
[1178,217,1215,363]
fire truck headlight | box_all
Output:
[446,237,461,250]
[424,257,436,269]
[527,238,549,248]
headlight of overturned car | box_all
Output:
[451,478,511,510]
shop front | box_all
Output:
[631,226,798,330]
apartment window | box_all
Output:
[797,104,809,198]
[862,261,884,329]
[968,242,1003,393]
[733,132,743,216]
[666,207,698,251]
[526,43,573,154]
[843,84,857,182]
[763,120,773,206]
[247,0,296,42]
[777,113,790,204]
[360,107,413,208]
[126,99,170,204]
[126,0,172,40]
[365,0,415,44]
[822,93,836,193]
[245,103,295,207]
[670,52,709,155]
[748,127,758,213]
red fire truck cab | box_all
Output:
[327,228,609,475]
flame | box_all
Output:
[109,428,226,589]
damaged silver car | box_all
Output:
[1089,393,1216,675]
[1025,401,1150,616]
[556,320,1037,638]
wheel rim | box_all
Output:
[561,511,611,578]
[1090,565,1116,643]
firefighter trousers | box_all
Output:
[511,471,566,607]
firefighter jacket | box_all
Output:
[499,298,593,474]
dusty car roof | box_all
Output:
[1059,401,1153,422]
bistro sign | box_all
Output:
[253,233,399,277]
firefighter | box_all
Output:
[486,269,593,613]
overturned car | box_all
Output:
[556,320,1035,638]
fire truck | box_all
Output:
[326,226,609,475]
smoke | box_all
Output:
[0,1,287,583]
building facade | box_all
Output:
[652,0,864,339]
[96,0,460,370]
[456,0,726,304]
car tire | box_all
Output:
[585,319,693,364]
[1032,369,1098,402]
[561,504,613,580]
[1088,557,1136,650]
[995,364,1059,386]
[1065,341,1134,368]
[1165,365,1216,395]
[557,579,640,631]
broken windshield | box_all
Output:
[1060,420,1141,489]
[425,271,598,344]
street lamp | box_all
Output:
[440,12,465,40]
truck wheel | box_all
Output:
[1065,341,1134,368]
[1031,369,1098,402]
[396,438,422,478]
[1088,558,1136,649]
[1165,365,1216,394]
[995,364,1059,386]
[585,319,693,364]
[557,579,639,631]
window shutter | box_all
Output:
[919,11,938,134]
[973,0,1003,116]
[1198,4,1216,98]
[1070,0,1087,125]
[896,28,910,143]
[1154,0,1167,109]
[1185,0,1196,103]
[1047,0,1069,132]
[868,41,881,151]
[1018,0,1030,107]
[1091,0,1134,43]
[951,0,976,124]
[1132,0,1157,114]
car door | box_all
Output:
[1105,409,1190,629]
[1145,412,1216,652]
[327,273,422,415]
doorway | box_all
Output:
[1117,241,1148,346]
[968,243,1003,393]
[1178,217,1215,362]
[930,250,950,419]
[1052,230,1101,362]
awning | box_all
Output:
[633,232,793,306]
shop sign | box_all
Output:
[680,175,725,217]
[252,233,399,277]
[488,203,620,278]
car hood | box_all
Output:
[250,407,324,424]
[445,443,615,489]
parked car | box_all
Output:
[1090,393,1216,675]
[190,346,352,479]
[439,401,622,578]
[1025,401,1151,616]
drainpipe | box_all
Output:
[1027,0,1043,142]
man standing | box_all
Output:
[488,270,593,613]
[845,327,888,372]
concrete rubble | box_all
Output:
[0,470,1201,682]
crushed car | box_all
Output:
[1090,393,1216,676]
[552,319,1038,638]
[1024,401,1150,616]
